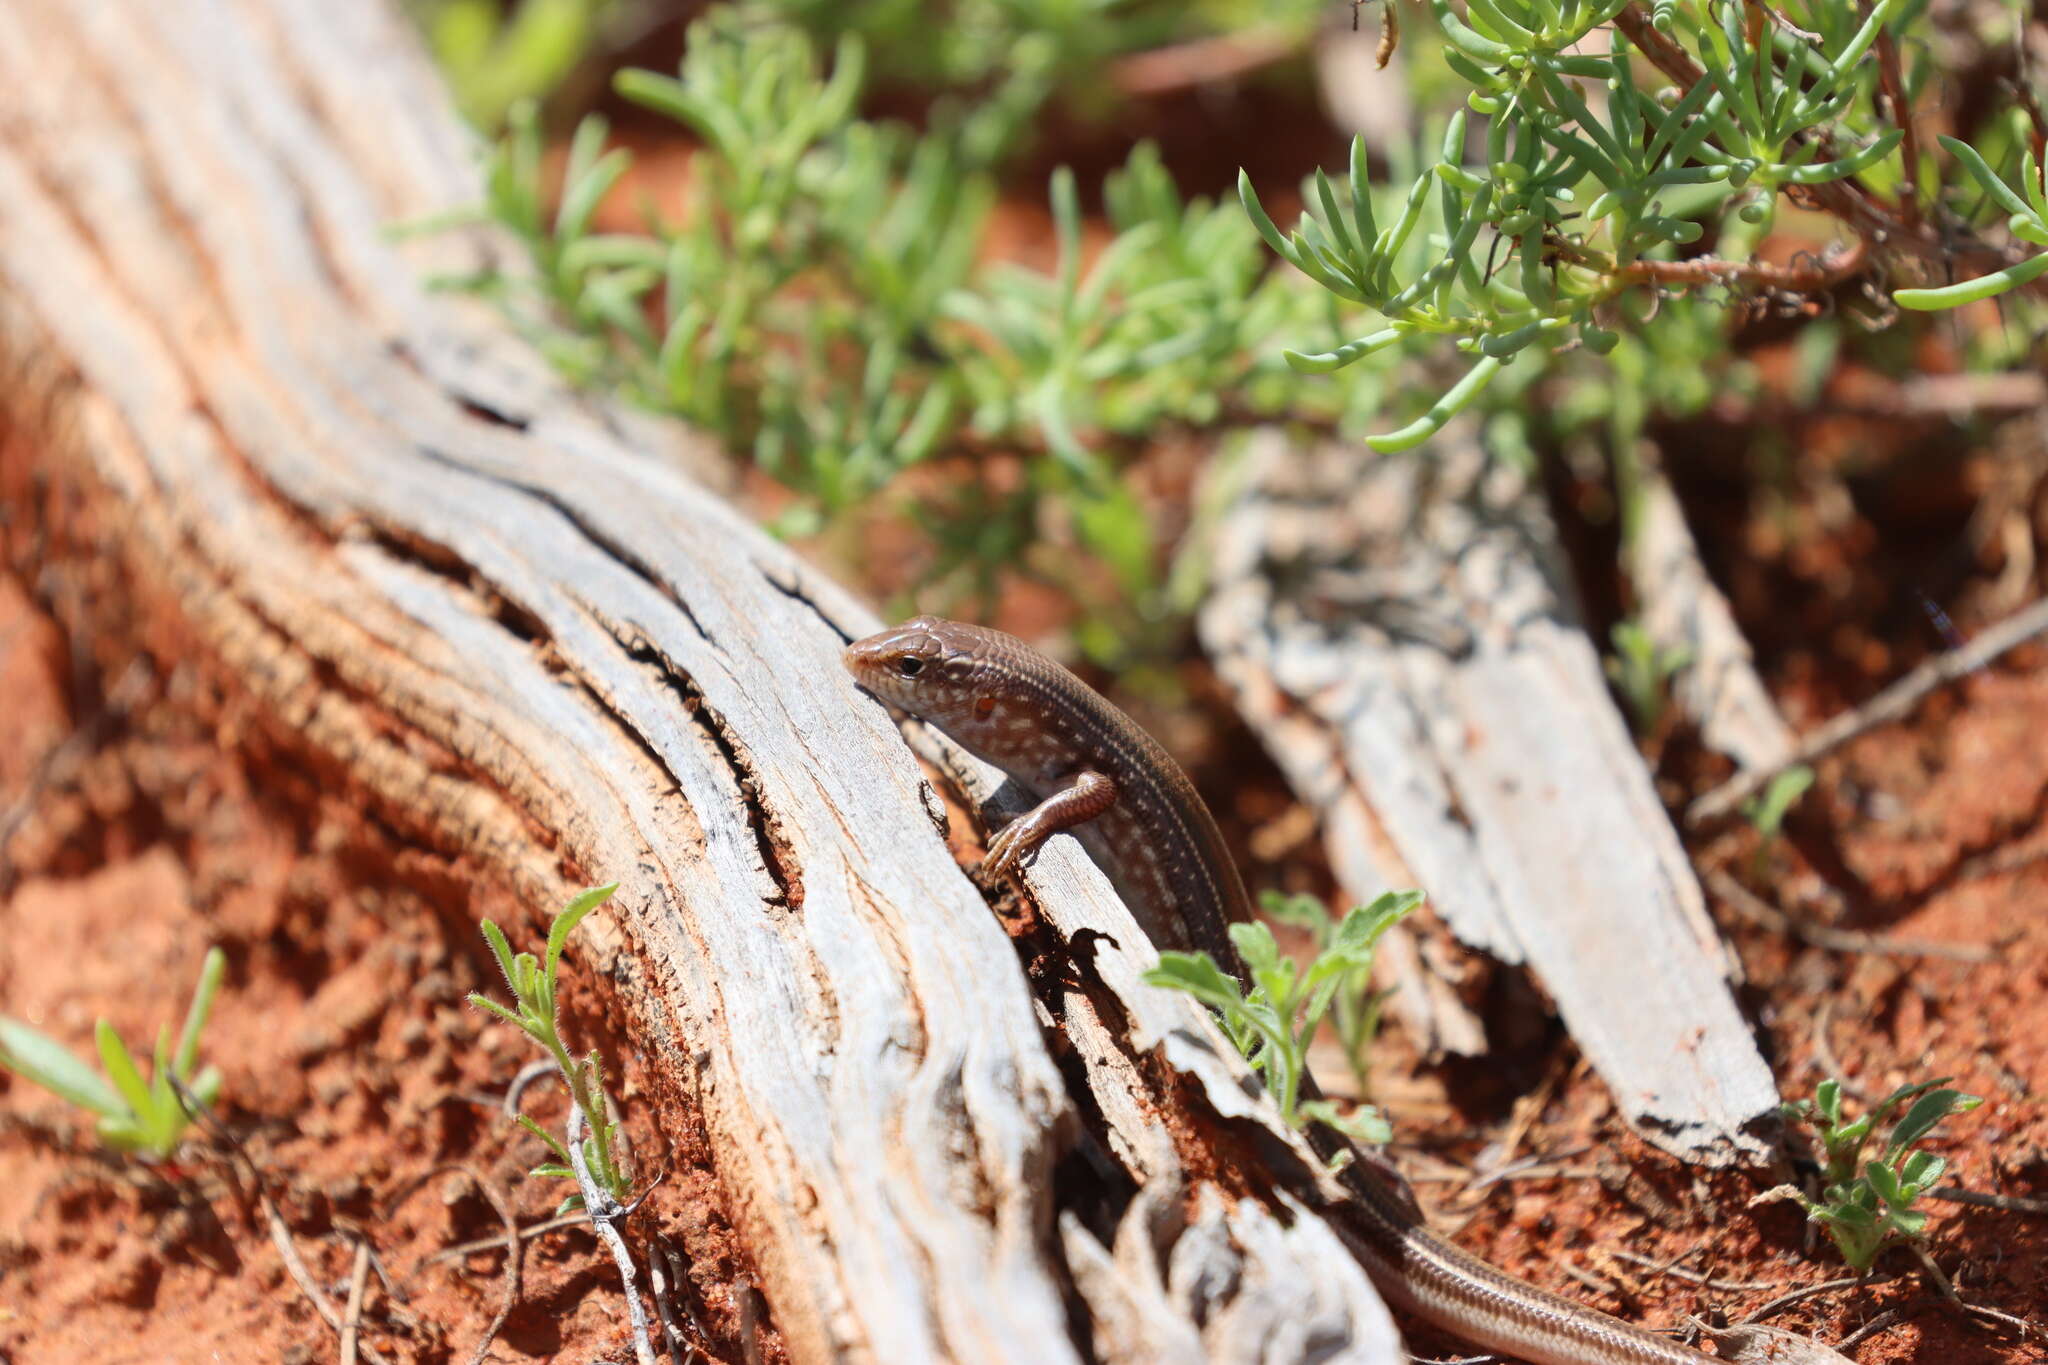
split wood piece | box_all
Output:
[1629,466,1798,775]
[1198,430,1778,1165]
[0,2,1406,1361]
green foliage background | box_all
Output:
[417,0,2046,665]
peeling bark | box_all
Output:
[0,2,1408,1360]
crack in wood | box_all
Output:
[625,640,804,912]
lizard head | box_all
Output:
[845,617,1075,781]
[841,616,991,727]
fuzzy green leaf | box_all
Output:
[1885,1088,1982,1159]
[1142,952,1247,1015]
[546,884,620,989]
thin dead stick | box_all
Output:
[1706,868,1997,962]
[1909,1242,1965,1306]
[267,1195,390,1365]
[354,1240,408,1311]
[340,1238,372,1365]
[383,1163,525,1365]
[568,1103,659,1365]
[170,1078,393,1365]
[649,1241,700,1365]
[1960,1300,2039,1336]
[458,1173,523,1365]
[500,1058,558,1119]
[1872,22,1922,230]
[1901,1244,2034,1336]
[1832,1307,1903,1352]
[1809,999,1865,1104]
[1558,1260,1621,1297]
[1544,234,1869,294]
[1608,1249,1786,1292]
[1927,1185,2048,1216]
[737,1279,765,1365]
[1689,595,2048,825]
[424,1211,586,1265]
[1857,371,2048,419]
[1110,25,1299,95]
[1739,1274,1872,1324]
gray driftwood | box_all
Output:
[1630,466,1797,776]
[1198,431,1778,1164]
[0,2,1403,1361]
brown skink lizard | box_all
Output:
[843,614,1718,1365]
[845,614,1249,979]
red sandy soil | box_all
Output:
[0,566,741,1364]
[1407,654,2048,1365]
[5,445,2046,1362]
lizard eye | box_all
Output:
[894,655,925,679]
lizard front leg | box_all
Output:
[982,769,1117,884]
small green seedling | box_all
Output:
[1260,888,1400,1099]
[1743,765,1815,865]
[0,947,226,1159]
[471,884,632,1209]
[1776,1076,1983,1270]
[1607,619,1691,737]
[1144,890,1422,1144]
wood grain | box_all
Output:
[1199,430,1779,1164]
[0,2,1402,1360]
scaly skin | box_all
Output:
[845,615,1248,978]
[844,615,1716,1365]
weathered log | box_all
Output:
[1199,431,1780,1164]
[0,1,1409,1360]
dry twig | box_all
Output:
[501,1058,559,1118]
[340,1238,373,1365]
[1832,1307,1903,1351]
[1706,868,1996,962]
[650,1241,703,1365]
[1110,25,1299,94]
[1872,23,1921,230]
[1927,1185,2048,1217]
[1902,1244,2035,1336]
[169,1079,392,1365]
[423,1211,585,1265]
[1809,999,1863,1101]
[1690,596,2048,825]
[1739,1274,1873,1324]
[1608,1248,1787,1292]
[567,1103,659,1365]
[384,1163,525,1365]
